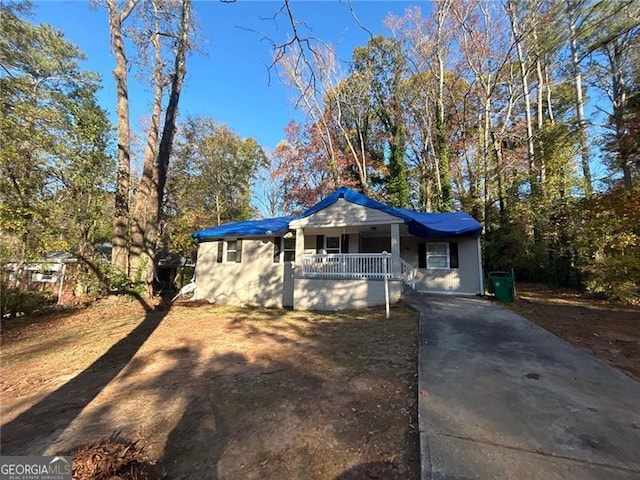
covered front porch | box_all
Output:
[294,222,408,273]
[288,222,482,310]
[294,251,414,313]
[290,217,416,311]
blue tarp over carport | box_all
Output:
[192,188,482,240]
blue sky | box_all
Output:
[33,1,423,155]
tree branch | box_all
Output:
[120,0,139,23]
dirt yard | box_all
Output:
[1,298,419,479]
[506,283,640,381]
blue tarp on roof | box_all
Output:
[293,187,482,238]
[192,216,294,240]
[295,187,402,220]
[395,208,483,238]
[192,188,482,240]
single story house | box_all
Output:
[191,187,484,310]
[4,251,77,286]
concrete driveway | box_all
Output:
[405,294,640,480]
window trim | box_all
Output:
[225,239,238,263]
[324,235,341,254]
[273,236,296,263]
[426,242,450,270]
[282,236,296,262]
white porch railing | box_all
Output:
[400,258,417,289]
[301,253,391,279]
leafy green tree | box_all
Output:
[164,117,268,256]
[50,96,115,254]
[589,4,640,191]
[0,3,114,270]
[353,36,409,207]
[570,188,640,302]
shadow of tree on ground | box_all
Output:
[2,303,420,479]
[155,305,419,479]
[1,295,170,456]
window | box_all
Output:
[33,270,58,283]
[325,236,341,254]
[273,236,296,263]
[427,243,449,269]
[418,242,459,269]
[283,237,296,262]
[226,240,238,262]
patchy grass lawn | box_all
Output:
[1,297,419,479]
[506,283,640,381]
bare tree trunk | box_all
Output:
[566,1,593,197]
[435,0,452,211]
[544,63,555,125]
[430,134,442,205]
[491,131,505,216]
[420,156,432,212]
[107,0,138,274]
[130,0,165,285]
[507,1,536,195]
[154,0,191,244]
[535,54,547,186]
[450,0,513,226]
[122,0,192,291]
[607,38,633,191]
[482,98,491,229]
[215,194,222,226]
[332,90,369,194]
[311,118,340,189]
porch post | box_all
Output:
[295,228,305,272]
[390,223,400,277]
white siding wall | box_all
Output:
[194,238,293,307]
[294,278,403,310]
[401,236,481,295]
[194,233,482,308]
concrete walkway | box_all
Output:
[405,294,640,480]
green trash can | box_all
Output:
[488,271,514,302]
